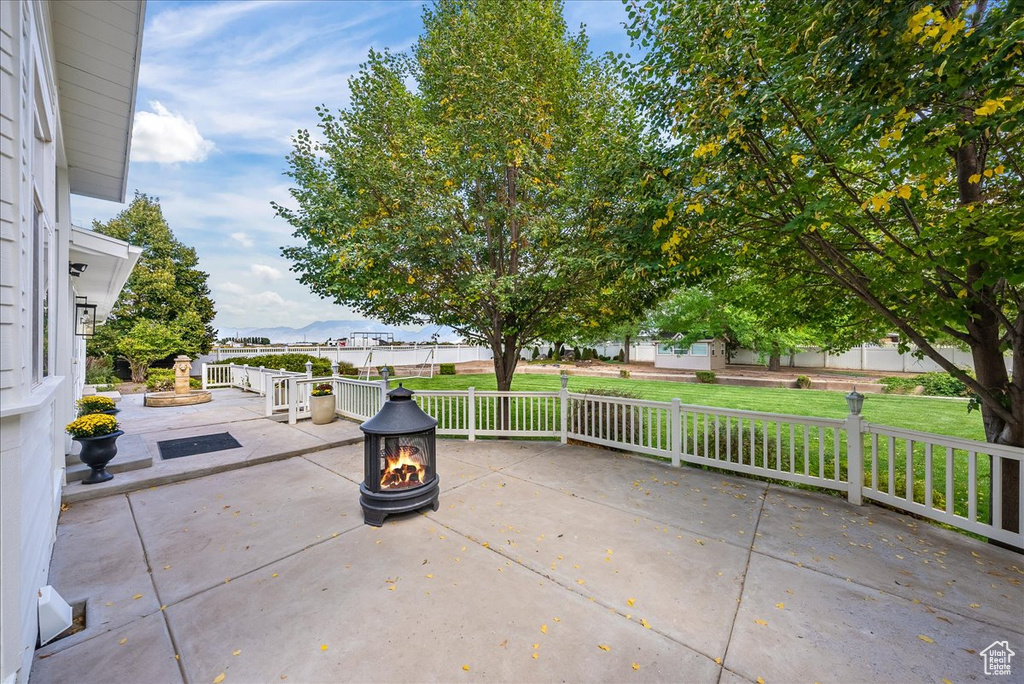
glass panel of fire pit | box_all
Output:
[379,434,431,490]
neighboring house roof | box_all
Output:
[69,226,142,323]
[51,1,146,202]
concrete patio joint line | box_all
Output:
[127,493,190,684]
[422,509,721,667]
[716,482,770,683]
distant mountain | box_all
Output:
[221,320,462,345]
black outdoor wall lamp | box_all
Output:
[69,262,88,277]
[75,297,97,337]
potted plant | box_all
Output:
[309,382,336,425]
[66,414,123,484]
[76,395,119,416]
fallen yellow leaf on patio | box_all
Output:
[598,644,611,652]
[714,658,722,665]
[462,665,470,671]
[640,618,651,629]
[942,679,952,684]
[388,586,396,591]
[554,617,561,622]
[233,650,241,656]
[532,653,539,659]
[627,598,635,606]
[971,551,980,557]
[969,603,980,608]
[160,605,167,611]
[757,678,765,684]
[119,638,127,645]
[541,624,547,634]
[132,594,142,600]
[321,644,328,651]
[483,542,489,548]
[533,643,540,649]
[164,565,171,570]
[213,675,225,684]
[426,574,434,579]
[754,619,768,626]
[919,635,934,643]
[272,573,278,578]
[632,662,640,670]
[775,603,784,609]
[577,579,585,585]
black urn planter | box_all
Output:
[101,408,121,416]
[74,430,123,484]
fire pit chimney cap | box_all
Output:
[361,383,437,435]
[387,383,414,401]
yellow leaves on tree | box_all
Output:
[974,96,1011,117]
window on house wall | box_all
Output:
[32,206,51,384]
[658,341,710,356]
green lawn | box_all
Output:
[401,372,985,442]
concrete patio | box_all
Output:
[36,409,1023,684]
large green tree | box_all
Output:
[627,0,1022,533]
[651,270,887,370]
[90,193,217,361]
[274,0,668,391]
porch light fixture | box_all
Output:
[845,387,864,415]
[69,262,88,277]
[74,297,97,337]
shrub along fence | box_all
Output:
[202,364,1022,548]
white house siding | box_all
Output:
[0,3,142,683]
[654,340,727,372]
[0,3,63,682]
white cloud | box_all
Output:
[132,101,215,163]
[217,282,248,296]
[231,231,254,248]
[251,264,283,280]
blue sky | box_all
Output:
[71,0,634,334]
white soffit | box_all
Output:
[69,226,142,322]
[52,0,145,202]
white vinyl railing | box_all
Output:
[202,367,1023,547]
[861,424,1024,547]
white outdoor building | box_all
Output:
[654,338,727,371]
[0,2,144,683]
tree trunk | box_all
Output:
[956,137,1021,546]
[968,321,1021,541]
[489,335,520,432]
[624,334,631,364]
[768,342,782,372]
[130,361,147,383]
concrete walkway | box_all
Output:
[35,438,1022,684]
[62,389,363,503]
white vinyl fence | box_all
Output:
[202,365,1023,548]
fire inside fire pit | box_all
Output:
[359,384,440,526]
[381,445,426,489]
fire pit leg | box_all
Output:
[363,508,387,528]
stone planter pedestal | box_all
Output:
[310,394,336,425]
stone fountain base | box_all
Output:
[145,390,213,407]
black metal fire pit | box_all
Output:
[359,384,440,526]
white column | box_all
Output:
[846,412,865,505]
[559,374,568,444]
[671,398,682,467]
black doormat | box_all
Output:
[158,432,242,460]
